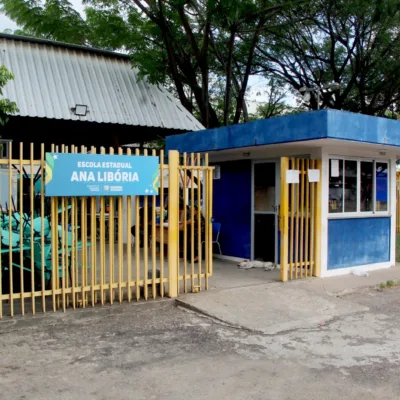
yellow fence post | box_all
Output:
[313,159,322,277]
[168,150,179,298]
[280,157,289,282]
[396,171,400,234]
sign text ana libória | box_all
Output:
[71,161,139,183]
[45,153,159,197]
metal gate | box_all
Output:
[0,143,213,318]
[279,157,322,281]
[396,171,400,233]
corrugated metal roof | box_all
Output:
[0,34,204,131]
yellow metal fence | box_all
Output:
[0,143,213,318]
[396,171,400,234]
[280,157,322,281]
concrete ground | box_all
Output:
[2,261,400,399]
[1,285,400,400]
[180,262,400,334]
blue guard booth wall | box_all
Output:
[45,153,160,197]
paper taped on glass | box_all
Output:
[331,159,339,177]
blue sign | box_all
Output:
[45,153,159,197]
[376,169,388,202]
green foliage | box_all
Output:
[0,65,19,126]
[1,0,88,43]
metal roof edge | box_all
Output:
[326,109,400,147]
[0,32,130,60]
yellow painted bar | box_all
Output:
[313,159,322,277]
[108,147,115,304]
[40,143,46,312]
[19,142,25,315]
[81,145,88,307]
[126,148,132,302]
[289,158,295,279]
[190,153,195,291]
[90,146,97,306]
[208,164,213,276]
[304,159,310,278]
[55,197,60,309]
[299,159,305,278]
[197,155,202,291]
[117,147,124,303]
[61,196,67,311]
[397,172,400,233]
[0,173,2,317]
[51,196,57,311]
[7,142,13,316]
[29,143,35,314]
[204,154,209,289]
[0,200,1,317]
[280,157,289,282]
[159,150,165,297]
[64,147,71,308]
[151,149,157,299]
[135,148,140,301]
[295,158,301,279]
[70,190,76,309]
[143,148,149,300]
[167,150,179,298]
[183,153,188,293]
[310,160,316,275]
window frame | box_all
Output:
[328,156,390,218]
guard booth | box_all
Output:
[166,110,400,280]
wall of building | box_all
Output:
[212,160,252,259]
[320,147,397,277]
[327,217,390,270]
[3,116,182,155]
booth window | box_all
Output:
[376,162,388,211]
[329,158,389,215]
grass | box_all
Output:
[379,279,400,289]
[396,234,400,263]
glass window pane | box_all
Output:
[254,163,275,212]
[376,162,388,211]
[360,161,373,212]
[344,160,357,212]
[329,159,343,213]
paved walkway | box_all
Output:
[179,261,400,334]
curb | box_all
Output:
[175,298,265,334]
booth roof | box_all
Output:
[165,109,400,153]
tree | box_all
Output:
[5,0,399,122]
[0,65,19,126]
[253,0,400,116]
[1,0,295,128]
[1,0,89,43]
